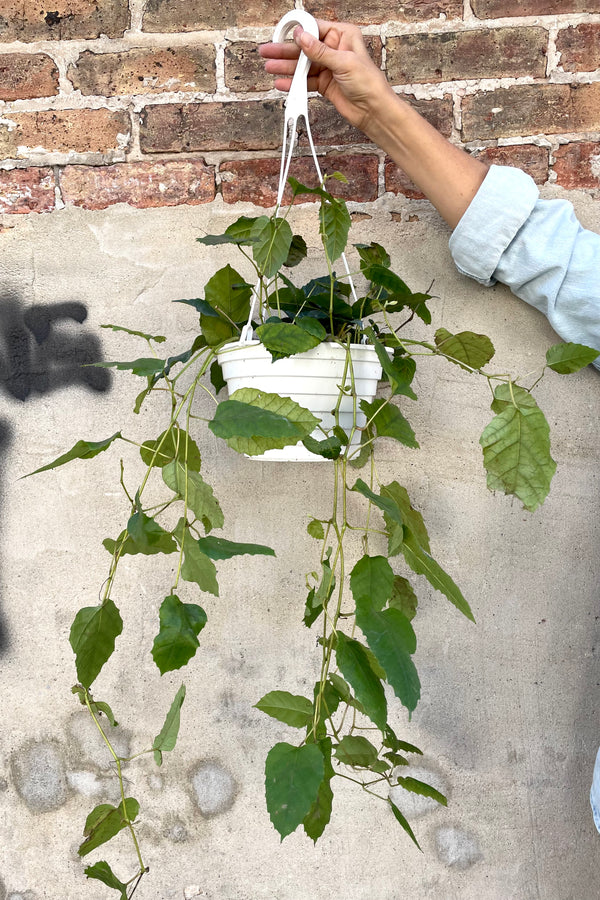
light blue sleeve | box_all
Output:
[449,165,600,371]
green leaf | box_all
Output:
[304,556,336,628]
[383,726,423,756]
[350,555,395,612]
[303,738,334,843]
[153,683,186,765]
[361,398,418,448]
[254,691,314,728]
[84,861,128,899]
[480,383,556,511]
[334,735,379,768]
[197,215,262,246]
[285,234,308,267]
[381,482,430,555]
[93,358,166,376]
[210,360,226,395]
[296,317,328,343]
[23,432,122,478]
[126,510,177,555]
[336,633,387,730]
[395,776,447,807]
[70,600,123,689]
[389,576,418,622]
[151,594,207,675]
[195,536,275,560]
[173,521,219,596]
[355,242,391,271]
[389,799,421,850]
[363,264,411,300]
[320,197,351,262]
[353,600,420,714]
[78,798,139,857]
[251,216,294,279]
[288,176,330,199]
[365,331,417,400]
[71,686,119,726]
[140,427,201,471]
[265,742,325,840]
[434,328,495,371]
[401,528,474,622]
[201,312,237,347]
[351,478,403,526]
[209,388,319,456]
[101,323,166,344]
[205,264,252,323]
[302,434,343,459]
[307,519,325,540]
[256,322,322,361]
[162,461,224,532]
[545,341,599,374]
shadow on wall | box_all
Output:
[0,292,112,653]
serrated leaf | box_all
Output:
[296,317,327,342]
[151,594,207,675]
[255,691,313,728]
[395,776,447,807]
[78,798,139,857]
[361,398,418,448]
[23,432,122,478]
[351,479,403,526]
[84,861,128,899]
[334,735,379,768]
[389,576,418,622]
[70,600,123,689]
[389,799,421,850]
[363,264,411,300]
[195,536,275,560]
[173,520,219,596]
[93,358,166,376]
[303,556,336,628]
[126,510,177,556]
[205,264,252,323]
[307,519,325,540]
[256,322,322,361]
[100,323,166,344]
[381,482,430,555]
[480,383,556,511]
[355,242,391,271]
[197,216,262,246]
[285,234,308,267]
[265,742,325,840]
[140,427,201,471]
[434,328,495,371]
[209,388,319,456]
[162,461,224,531]
[303,738,334,843]
[350,555,395,612]
[319,197,351,262]
[365,330,417,400]
[71,687,119,726]
[336,633,387,730]
[288,176,330,199]
[251,217,294,279]
[302,434,343,459]
[153,683,186,765]
[401,528,474,622]
[545,341,599,374]
[353,599,420,714]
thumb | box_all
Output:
[297,29,344,72]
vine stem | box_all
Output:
[83,692,147,877]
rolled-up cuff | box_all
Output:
[449,165,540,286]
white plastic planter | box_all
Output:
[216,340,384,462]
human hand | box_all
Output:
[259,20,394,135]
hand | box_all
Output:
[259,20,394,135]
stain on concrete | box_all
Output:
[67,711,131,770]
[164,818,189,843]
[8,891,37,900]
[388,766,448,819]
[0,777,8,792]
[190,761,237,818]
[434,825,482,869]
[183,888,207,900]
[0,875,6,900]
[147,773,163,791]
[67,769,121,802]
[10,739,68,813]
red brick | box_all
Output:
[68,47,216,97]
[226,36,382,93]
[0,0,129,41]
[386,28,547,84]
[0,167,55,214]
[309,0,463,23]
[556,24,600,73]
[472,0,600,15]
[307,95,453,146]
[0,109,131,160]
[461,83,600,141]
[142,0,290,31]
[220,154,379,206]
[0,54,59,102]
[60,160,215,210]
[385,159,426,199]
[472,144,549,183]
[140,100,284,153]
[553,141,600,190]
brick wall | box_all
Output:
[1,0,600,214]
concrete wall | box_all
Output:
[0,188,599,900]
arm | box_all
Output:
[260,21,488,229]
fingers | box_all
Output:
[259,41,300,61]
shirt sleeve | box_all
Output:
[449,165,600,371]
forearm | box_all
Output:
[365,89,488,230]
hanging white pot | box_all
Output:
[217,339,384,461]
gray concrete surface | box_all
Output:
[0,189,598,900]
